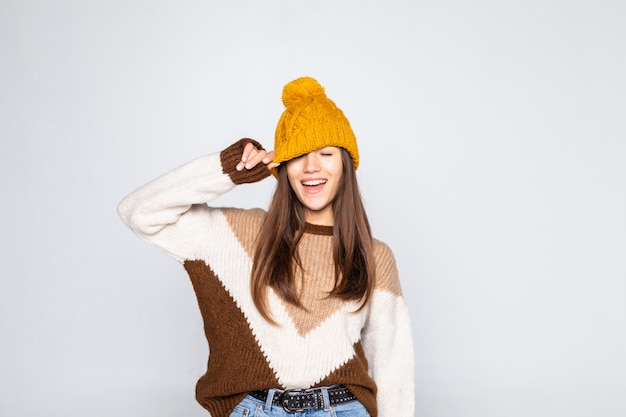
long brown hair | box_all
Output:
[251,149,375,324]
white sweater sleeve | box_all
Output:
[362,244,416,417]
[117,139,271,262]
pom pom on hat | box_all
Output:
[281,76,326,108]
[273,76,359,170]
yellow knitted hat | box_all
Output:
[273,77,359,169]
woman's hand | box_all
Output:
[236,142,280,171]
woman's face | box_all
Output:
[286,146,344,226]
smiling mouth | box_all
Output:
[302,180,327,186]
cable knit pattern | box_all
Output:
[117,139,415,417]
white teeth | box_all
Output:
[302,180,326,186]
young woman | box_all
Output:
[118,77,414,417]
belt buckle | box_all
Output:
[280,389,307,413]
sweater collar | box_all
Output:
[304,222,333,236]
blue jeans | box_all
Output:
[229,390,371,417]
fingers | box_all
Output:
[236,143,279,171]
[236,142,261,171]
[264,151,281,170]
[262,150,276,166]
[262,150,281,170]
[240,142,258,163]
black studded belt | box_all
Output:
[249,385,357,413]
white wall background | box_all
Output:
[1,1,625,416]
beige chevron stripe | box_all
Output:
[223,208,348,336]
[223,209,402,336]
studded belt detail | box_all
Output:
[249,385,357,413]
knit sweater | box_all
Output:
[117,139,415,417]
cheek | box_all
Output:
[329,159,343,177]
[286,159,301,177]
[285,164,297,184]
[331,155,344,173]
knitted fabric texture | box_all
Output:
[274,77,359,169]
[117,140,415,417]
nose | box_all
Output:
[302,153,320,173]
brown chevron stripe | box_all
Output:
[184,260,280,416]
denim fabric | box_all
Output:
[229,392,371,417]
